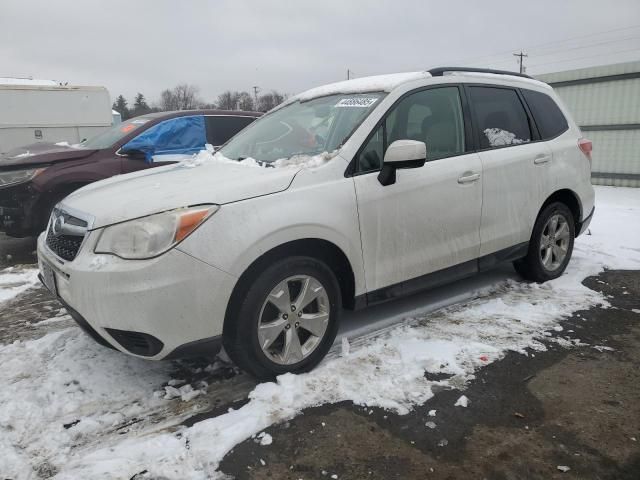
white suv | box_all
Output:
[37,68,595,379]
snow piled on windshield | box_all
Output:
[179,146,338,170]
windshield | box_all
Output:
[81,117,152,149]
[220,93,385,163]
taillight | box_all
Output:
[578,138,592,166]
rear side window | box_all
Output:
[206,116,256,146]
[469,87,532,149]
[521,89,568,139]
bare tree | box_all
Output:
[237,91,254,111]
[216,90,239,110]
[258,90,286,112]
[159,84,201,111]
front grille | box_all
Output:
[45,208,88,261]
[46,230,84,261]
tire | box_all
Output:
[223,256,342,380]
[514,202,575,282]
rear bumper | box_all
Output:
[578,206,595,236]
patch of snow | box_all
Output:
[0,77,57,86]
[425,421,436,429]
[428,409,437,417]
[0,267,39,303]
[557,465,571,473]
[164,384,201,402]
[11,151,34,158]
[631,309,640,314]
[257,432,272,446]
[593,345,615,352]
[54,141,79,148]
[340,336,350,356]
[483,128,527,147]
[454,395,469,408]
[179,148,337,170]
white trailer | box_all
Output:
[0,80,113,155]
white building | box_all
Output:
[538,61,640,187]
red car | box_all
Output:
[0,109,259,237]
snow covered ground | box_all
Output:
[0,186,639,479]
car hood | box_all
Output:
[0,143,97,168]
[62,159,300,229]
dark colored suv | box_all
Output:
[0,109,260,237]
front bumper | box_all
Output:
[37,231,236,360]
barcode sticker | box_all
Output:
[335,98,378,108]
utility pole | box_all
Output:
[252,86,260,107]
[513,51,528,74]
[347,69,355,80]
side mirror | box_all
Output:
[378,140,426,186]
[120,148,148,161]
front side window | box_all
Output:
[521,89,568,139]
[206,116,256,146]
[469,86,532,149]
[357,87,466,172]
[219,93,385,163]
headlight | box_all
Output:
[95,205,219,259]
[0,168,45,188]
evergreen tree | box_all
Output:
[131,92,151,117]
[112,95,130,120]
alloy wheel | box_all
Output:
[257,275,330,365]
[539,213,571,271]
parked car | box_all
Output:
[0,109,260,237]
[37,68,594,379]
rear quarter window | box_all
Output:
[521,89,569,139]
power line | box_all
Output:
[453,23,640,67]
[527,46,640,69]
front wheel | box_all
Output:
[514,202,575,282]
[224,256,341,380]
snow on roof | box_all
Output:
[294,71,431,102]
[0,77,58,86]
[112,110,121,116]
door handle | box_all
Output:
[458,173,480,184]
[534,154,551,165]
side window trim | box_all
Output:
[346,84,469,177]
[464,83,537,153]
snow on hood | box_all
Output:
[180,147,338,170]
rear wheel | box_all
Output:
[514,202,575,282]
[224,256,341,380]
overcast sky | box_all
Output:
[2,0,640,105]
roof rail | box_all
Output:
[428,67,533,79]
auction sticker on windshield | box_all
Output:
[335,97,378,108]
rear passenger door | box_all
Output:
[205,115,256,148]
[467,85,550,259]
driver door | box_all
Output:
[352,86,483,298]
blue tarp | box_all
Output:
[121,115,206,162]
